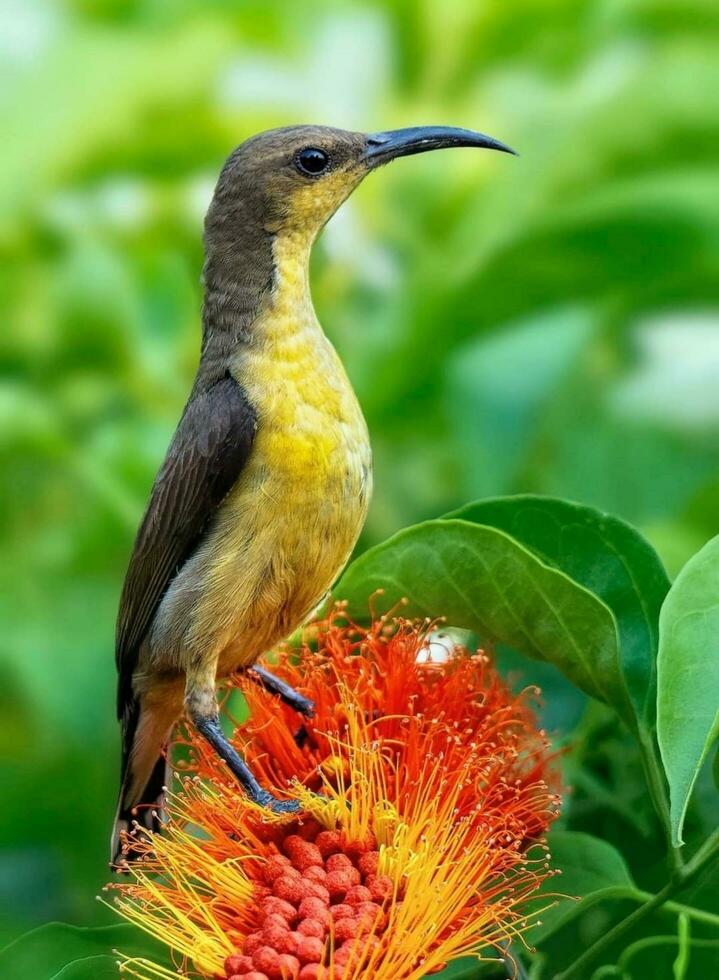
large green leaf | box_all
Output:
[0,923,167,980]
[658,535,719,846]
[431,956,501,978]
[51,956,120,980]
[527,830,635,943]
[445,496,670,728]
[336,519,633,724]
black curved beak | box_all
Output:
[364,125,517,169]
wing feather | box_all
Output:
[115,374,256,718]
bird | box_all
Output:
[111,124,515,864]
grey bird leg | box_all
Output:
[186,662,301,812]
[192,714,300,813]
[249,665,316,717]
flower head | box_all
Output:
[107,610,560,980]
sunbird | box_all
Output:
[112,124,514,862]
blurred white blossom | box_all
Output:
[416,630,456,664]
[613,314,719,431]
[0,0,59,68]
[218,11,390,126]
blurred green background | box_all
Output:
[2,0,719,961]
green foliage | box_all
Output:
[429,957,501,979]
[444,309,593,499]
[673,914,691,980]
[527,830,635,943]
[444,497,670,730]
[51,956,121,980]
[658,534,719,845]
[0,923,167,979]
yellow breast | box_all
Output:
[240,229,371,496]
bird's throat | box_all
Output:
[261,230,318,344]
[232,227,360,432]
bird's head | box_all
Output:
[205,124,515,249]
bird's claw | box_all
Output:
[254,792,301,814]
[295,695,316,718]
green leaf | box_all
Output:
[527,830,635,944]
[51,955,121,980]
[445,309,594,497]
[431,955,501,978]
[0,923,167,980]
[336,519,633,724]
[658,534,719,846]
[445,496,670,729]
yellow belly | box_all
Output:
[185,236,372,675]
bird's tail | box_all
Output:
[110,698,173,868]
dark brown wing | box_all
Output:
[115,374,256,719]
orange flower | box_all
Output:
[107,610,560,980]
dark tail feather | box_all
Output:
[110,699,170,868]
[110,754,168,868]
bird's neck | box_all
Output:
[199,223,322,380]
[262,230,320,343]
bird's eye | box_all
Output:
[295,147,330,176]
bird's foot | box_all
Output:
[252,791,301,814]
[192,715,302,814]
[292,694,316,718]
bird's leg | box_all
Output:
[194,716,299,812]
[249,664,316,717]
[185,668,299,814]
